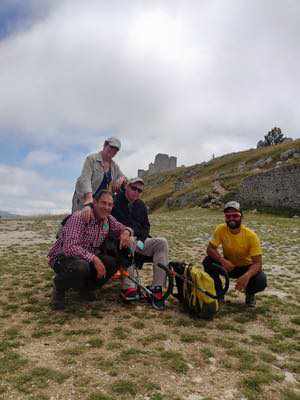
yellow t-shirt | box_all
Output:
[209,223,262,267]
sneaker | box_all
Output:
[79,289,96,302]
[51,286,65,310]
[121,287,139,302]
[245,293,256,308]
[149,286,165,311]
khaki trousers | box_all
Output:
[123,237,169,289]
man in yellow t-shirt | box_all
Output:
[203,201,267,307]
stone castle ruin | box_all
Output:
[138,153,177,178]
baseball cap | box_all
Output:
[224,201,241,212]
[106,137,121,150]
[128,177,144,185]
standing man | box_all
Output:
[72,137,126,214]
[48,190,133,310]
[112,178,169,310]
[203,201,267,307]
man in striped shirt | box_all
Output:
[48,190,133,310]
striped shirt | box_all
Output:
[48,212,127,266]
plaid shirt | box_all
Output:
[48,212,127,266]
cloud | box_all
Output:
[23,150,61,166]
[0,0,299,213]
[0,164,72,215]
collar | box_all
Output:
[93,213,109,226]
[96,151,104,164]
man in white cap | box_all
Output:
[72,137,125,214]
[202,201,267,307]
[112,177,169,310]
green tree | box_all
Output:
[257,127,285,148]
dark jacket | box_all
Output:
[112,190,150,241]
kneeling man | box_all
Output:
[203,201,267,307]
[48,190,133,310]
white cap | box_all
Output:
[128,177,144,185]
[106,137,121,150]
[224,201,241,211]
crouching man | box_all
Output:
[202,201,267,307]
[48,189,133,310]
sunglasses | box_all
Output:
[130,185,143,193]
[224,212,241,219]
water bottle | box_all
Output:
[136,240,145,251]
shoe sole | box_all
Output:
[120,294,140,302]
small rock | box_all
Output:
[280,149,295,161]
[187,395,205,400]
[284,371,297,384]
[192,376,203,384]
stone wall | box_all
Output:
[239,164,300,212]
[138,153,177,177]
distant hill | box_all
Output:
[142,138,300,215]
[0,210,21,219]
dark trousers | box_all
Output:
[203,256,267,296]
[53,254,118,292]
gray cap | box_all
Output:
[106,137,121,150]
[128,177,144,185]
[224,201,241,211]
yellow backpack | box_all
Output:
[171,263,229,320]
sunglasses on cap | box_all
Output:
[130,185,143,193]
[224,212,241,219]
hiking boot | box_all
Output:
[149,286,165,311]
[51,286,65,310]
[79,289,97,302]
[245,293,256,308]
[121,287,139,302]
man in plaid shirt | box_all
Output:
[48,189,133,310]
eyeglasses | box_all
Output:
[224,212,241,219]
[130,185,143,193]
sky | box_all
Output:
[0,0,299,215]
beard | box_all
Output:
[226,219,242,229]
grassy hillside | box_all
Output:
[141,139,300,212]
[0,210,299,400]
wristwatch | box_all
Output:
[84,202,93,209]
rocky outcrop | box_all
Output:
[280,148,299,161]
[239,164,300,212]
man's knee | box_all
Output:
[155,237,168,252]
[255,271,267,291]
[53,256,90,290]
[248,271,267,293]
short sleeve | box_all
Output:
[209,225,223,248]
[249,232,262,257]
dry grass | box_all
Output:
[142,139,300,211]
[0,208,299,400]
